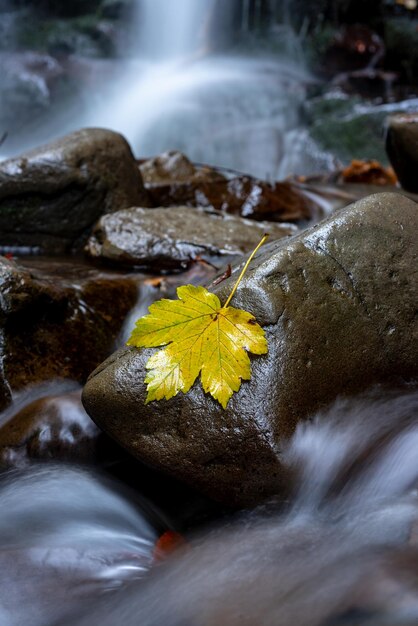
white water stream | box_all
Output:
[88,0,312,178]
[0,388,415,625]
[0,0,319,177]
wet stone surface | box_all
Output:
[145,175,319,223]
[0,387,100,468]
[83,192,418,507]
[139,149,319,223]
[0,255,139,410]
[86,205,297,270]
[0,128,149,254]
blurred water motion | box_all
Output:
[1,388,418,624]
[0,0,316,178]
[86,0,311,179]
[63,388,418,626]
[0,464,159,626]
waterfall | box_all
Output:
[87,0,312,179]
[133,0,220,60]
[0,0,319,178]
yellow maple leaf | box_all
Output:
[127,235,269,408]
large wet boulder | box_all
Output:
[0,128,149,254]
[86,206,297,270]
[82,192,418,506]
[0,256,138,411]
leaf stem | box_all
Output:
[222,233,269,309]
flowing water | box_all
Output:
[0,463,161,626]
[88,0,313,179]
[0,387,418,625]
[65,387,418,626]
[1,2,418,624]
[0,0,322,177]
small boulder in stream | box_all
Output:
[82,192,418,507]
[0,387,100,468]
[139,150,318,223]
[86,206,297,270]
[0,257,138,411]
[139,150,224,185]
[0,128,149,254]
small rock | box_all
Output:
[139,150,223,185]
[82,192,418,506]
[0,128,149,254]
[86,206,297,270]
[147,176,317,223]
[0,388,100,468]
[0,256,138,410]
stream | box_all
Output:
[0,0,418,624]
[0,388,417,625]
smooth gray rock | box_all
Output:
[0,128,149,253]
[82,192,418,506]
[86,206,297,269]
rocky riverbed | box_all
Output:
[0,125,417,625]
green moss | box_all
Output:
[305,94,362,122]
[304,91,410,164]
[310,109,389,163]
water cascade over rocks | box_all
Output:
[89,0,312,178]
[0,0,315,178]
[0,465,160,626]
[67,389,418,626]
[0,2,418,622]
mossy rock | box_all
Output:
[310,109,389,164]
[305,92,408,165]
[304,92,362,122]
